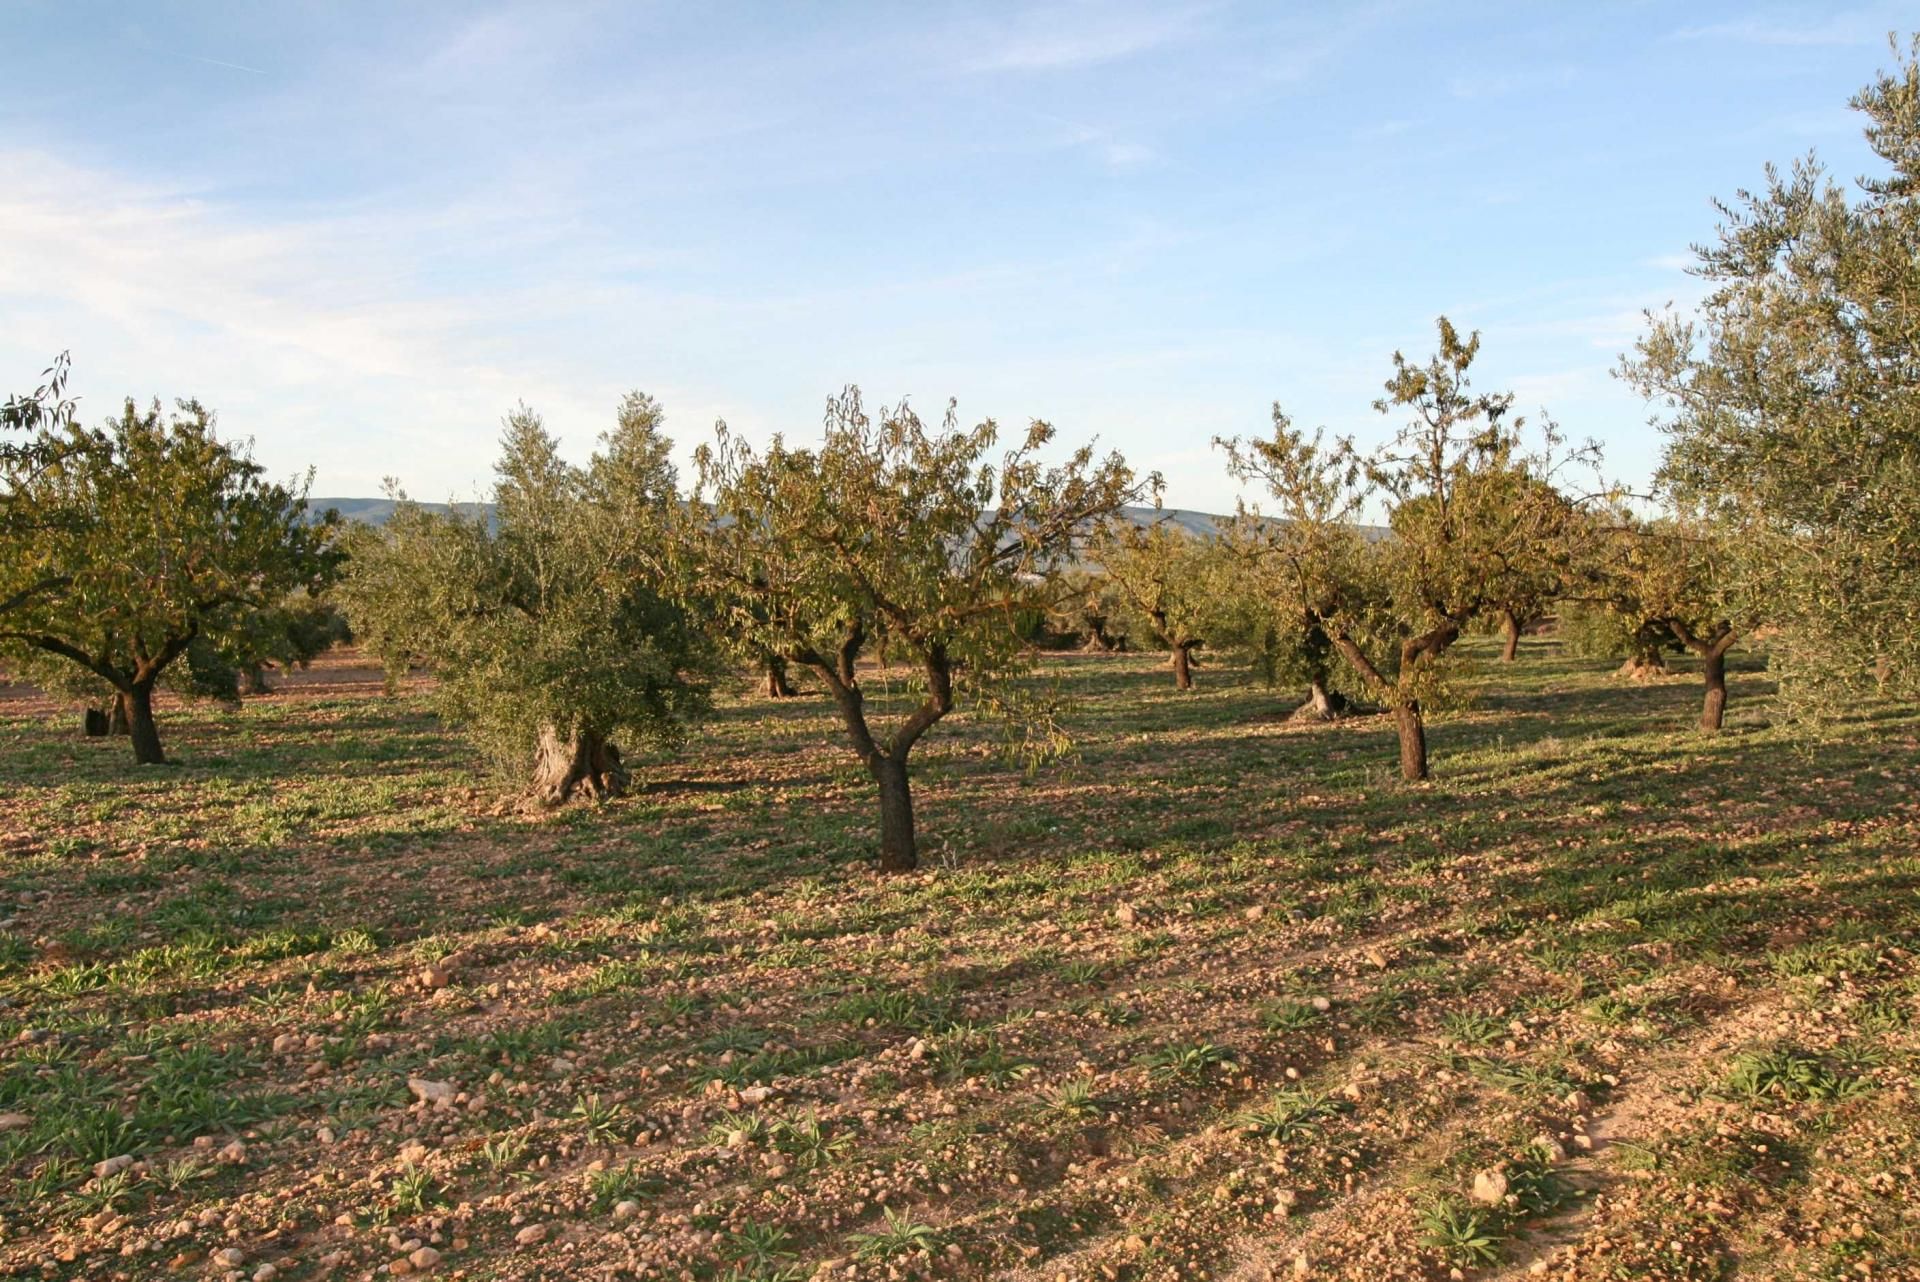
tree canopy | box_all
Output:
[0,397,339,763]
[686,387,1144,870]
[1221,318,1586,779]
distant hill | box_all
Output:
[311,498,1382,540]
[311,497,490,525]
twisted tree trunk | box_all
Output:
[1616,650,1668,681]
[529,726,629,806]
[763,654,796,699]
[1291,677,1366,722]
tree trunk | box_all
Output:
[1700,649,1728,732]
[1499,609,1521,662]
[763,655,795,699]
[83,707,109,737]
[870,753,917,873]
[1617,651,1667,681]
[127,683,165,765]
[108,692,131,735]
[1171,643,1194,690]
[1394,699,1429,781]
[1292,678,1344,722]
[240,665,272,696]
[529,726,629,806]
[1081,618,1116,653]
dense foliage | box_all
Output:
[341,397,715,804]
[1623,39,1920,712]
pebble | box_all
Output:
[408,1078,457,1107]
[1471,1167,1510,1205]
[612,1201,640,1222]
[219,1141,248,1165]
[271,1033,298,1054]
[0,1113,30,1131]
[92,1155,135,1180]
[410,1247,442,1270]
[252,1267,277,1282]
[213,1248,246,1268]
[515,1224,548,1246]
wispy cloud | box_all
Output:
[964,2,1206,72]
[1031,113,1159,170]
[179,53,267,76]
[1669,15,1878,47]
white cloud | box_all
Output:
[0,149,663,494]
[964,2,1206,72]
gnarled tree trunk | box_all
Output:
[529,726,629,806]
[108,692,131,735]
[1291,677,1352,722]
[1616,650,1668,681]
[1081,616,1119,652]
[763,654,796,699]
[1499,609,1521,661]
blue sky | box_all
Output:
[0,2,1901,510]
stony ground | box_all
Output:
[1,643,1917,1282]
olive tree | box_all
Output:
[1622,39,1920,711]
[341,396,714,804]
[0,397,339,763]
[685,387,1143,872]
[1221,319,1583,780]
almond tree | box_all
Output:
[1221,319,1584,780]
[1,353,81,620]
[341,396,715,804]
[685,387,1144,871]
[1095,516,1217,689]
[0,397,339,764]
[1569,511,1746,730]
